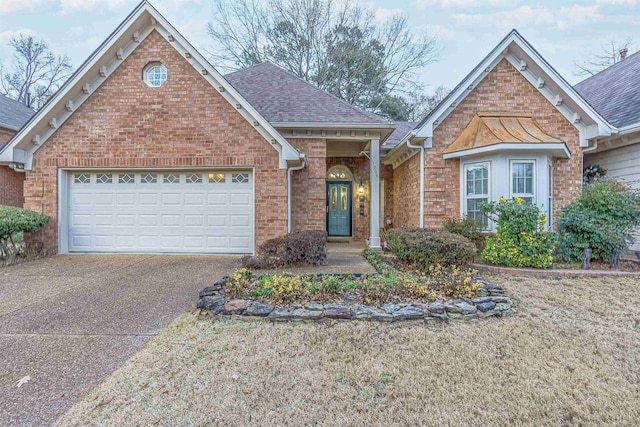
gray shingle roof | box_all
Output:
[383,121,417,149]
[574,51,640,128]
[0,94,34,132]
[224,62,388,125]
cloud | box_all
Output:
[0,0,46,14]
[60,0,127,12]
[595,0,636,5]
[452,4,602,31]
[375,7,404,22]
[425,24,458,41]
[413,0,515,9]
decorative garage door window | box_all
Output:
[74,173,91,184]
[163,173,180,184]
[209,173,225,183]
[119,173,135,184]
[141,173,158,184]
[232,173,249,184]
[186,173,203,184]
[96,173,113,184]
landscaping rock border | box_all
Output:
[197,276,515,323]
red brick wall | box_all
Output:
[391,59,581,229]
[325,157,393,241]
[24,30,287,252]
[0,128,25,207]
[289,138,326,232]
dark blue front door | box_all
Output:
[327,182,352,236]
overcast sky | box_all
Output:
[0,0,638,95]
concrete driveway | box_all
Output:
[0,254,239,426]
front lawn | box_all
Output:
[56,275,640,426]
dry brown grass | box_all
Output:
[56,275,640,426]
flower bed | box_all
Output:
[197,250,515,323]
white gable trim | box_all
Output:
[0,1,300,170]
[386,30,616,169]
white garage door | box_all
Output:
[67,170,254,253]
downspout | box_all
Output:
[406,133,425,228]
[287,154,307,233]
[8,163,26,173]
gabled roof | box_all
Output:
[224,62,389,126]
[0,95,34,132]
[382,121,417,149]
[574,51,640,129]
[0,1,300,169]
[441,112,569,159]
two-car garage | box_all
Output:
[62,170,255,253]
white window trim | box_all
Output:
[143,63,167,87]
[461,161,491,229]
[509,159,536,203]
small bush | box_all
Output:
[426,264,480,299]
[259,273,304,303]
[556,179,640,262]
[444,216,485,250]
[386,228,476,270]
[0,205,50,260]
[244,230,328,268]
[480,197,555,269]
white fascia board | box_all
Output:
[442,143,570,160]
[619,122,640,135]
[413,31,615,144]
[1,2,300,170]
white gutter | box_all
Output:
[406,132,426,228]
[287,155,307,233]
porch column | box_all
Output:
[369,138,381,250]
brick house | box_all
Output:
[0,2,619,255]
[0,95,34,207]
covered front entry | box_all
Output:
[326,181,352,236]
[63,169,255,253]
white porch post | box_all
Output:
[369,138,381,250]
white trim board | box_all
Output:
[0,1,300,170]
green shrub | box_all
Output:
[244,230,328,268]
[480,197,555,269]
[556,179,640,262]
[444,215,485,250]
[0,205,50,260]
[386,228,476,270]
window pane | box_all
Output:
[340,186,348,211]
[330,187,337,210]
[467,198,488,228]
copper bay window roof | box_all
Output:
[443,112,567,156]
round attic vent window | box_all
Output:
[144,63,167,87]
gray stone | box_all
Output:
[392,305,425,320]
[430,311,448,321]
[268,307,296,321]
[479,310,500,318]
[292,308,324,320]
[472,296,492,304]
[340,295,359,305]
[459,297,474,305]
[490,296,512,304]
[448,312,477,320]
[383,303,405,314]
[222,299,248,315]
[197,295,225,314]
[476,301,497,312]
[324,305,352,319]
[501,308,516,317]
[444,300,477,315]
[495,302,513,312]
[488,287,505,295]
[304,303,324,311]
[428,300,445,314]
[199,283,223,298]
[245,301,275,317]
[352,304,393,322]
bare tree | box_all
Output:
[0,34,73,110]
[207,0,439,113]
[574,37,634,77]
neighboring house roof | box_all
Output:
[442,112,566,157]
[224,62,389,126]
[0,95,34,132]
[574,51,640,129]
[0,1,300,169]
[383,121,417,149]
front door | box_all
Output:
[327,182,352,236]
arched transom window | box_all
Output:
[326,165,353,181]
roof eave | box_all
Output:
[442,142,570,159]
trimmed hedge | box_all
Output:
[243,230,328,268]
[0,205,50,260]
[386,228,476,270]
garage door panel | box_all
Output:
[68,170,254,253]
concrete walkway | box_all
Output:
[0,254,239,426]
